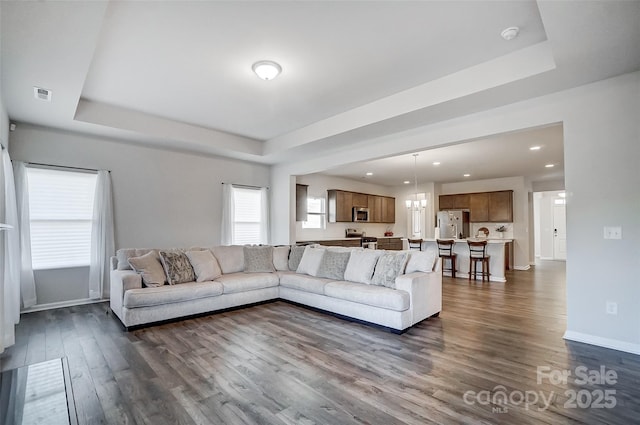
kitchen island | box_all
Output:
[418,239,513,282]
[296,236,404,250]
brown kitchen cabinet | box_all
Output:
[352,193,368,208]
[469,193,490,222]
[454,194,470,209]
[368,195,382,223]
[377,237,402,250]
[489,191,513,222]
[328,190,395,223]
[328,190,353,222]
[439,195,455,210]
[295,184,308,222]
[381,196,395,223]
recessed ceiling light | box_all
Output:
[529,146,541,151]
[545,164,554,168]
[403,180,411,184]
[501,26,520,41]
[432,161,441,166]
[252,60,282,80]
[463,174,471,177]
[365,172,373,176]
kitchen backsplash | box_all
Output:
[471,223,514,239]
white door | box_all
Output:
[553,204,567,260]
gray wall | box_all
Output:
[9,124,270,305]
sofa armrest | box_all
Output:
[110,256,118,271]
[110,270,142,321]
[395,261,442,325]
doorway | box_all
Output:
[533,190,567,261]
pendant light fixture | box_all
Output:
[405,154,427,236]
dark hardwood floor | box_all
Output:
[2,261,639,424]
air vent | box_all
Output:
[33,86,52,102]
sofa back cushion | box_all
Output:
[317,250,351,281]
[371,252,409,289]
[159,251,196,285]
[128,250,166,287]
[344,250,382,285]
[405,249,437,273]
[288,245,306,271]
[117,248,156,270]
[272,246,290,271]
[185,250,222,282]
[244,246,276,273]
[296,246,326,277]
[211,245,245,274]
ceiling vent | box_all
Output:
[33,86,52,102]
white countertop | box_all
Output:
[421,238,513,244]
[297,235,404,242]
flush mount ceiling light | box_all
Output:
[463,173,471,177]
[365,172,373,176]
[545,164,555,168]
[403,180,411,184]
[252,60,282,80]
[501,26,520,41]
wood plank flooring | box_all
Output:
[2,260,639,424]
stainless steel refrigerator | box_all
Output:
[437,210,470,239]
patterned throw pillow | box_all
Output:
[244,246,276,273]
[159,251,195,285]
[288,245,307,271]
[317,250,351,280]
[371,252,409,289]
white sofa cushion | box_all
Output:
[128,250,166,287]
[273,246,291,271]
[324,281,410,312]
[185,250,222,282]
[211,245,245,274]
[244,246,276,273]
[371,252,409,289]
[123,281,223,308]
[405,250,437,274]
[215,272,280,294]
[344,250,382,285]
[296,246,326,276]
[117,248,157,270]
[279,273,334,295]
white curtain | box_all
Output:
[88,170,115,300]
[260,187,269,244]
[220,183,234,245]
[1,149,20,352]
[13,162,36,308]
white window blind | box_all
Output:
[232,186,264,245]
[302,196,326,229]
[27,167,97,270]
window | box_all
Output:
[232,186,267,245]
[27,167,97,269]
[302,196,326,229]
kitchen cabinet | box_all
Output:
[489,191,513,222]
[295,184,308,222]
[439,195,455,210]
[469,193,490,222]
[454,194,470,209]
[328,190,395,223]
[377,237,402,250]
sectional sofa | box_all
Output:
[109,244,442,333]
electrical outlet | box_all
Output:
[606,301,618,315]
[604,226,622,239]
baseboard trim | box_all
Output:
[563,330,640,355]
[513,265,531,271]
[21,298,109,314]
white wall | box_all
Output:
[271,71,640,353]
[440,176,530,269]
[9,124,270,305]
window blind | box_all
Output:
[27,167,97,269]
[232,186,263,245]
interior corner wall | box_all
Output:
[9,124,270,305]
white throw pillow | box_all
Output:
[272,246,291,271]
[296,246,326,276]
[405,250,437,274]
[185,250,222,282]
[128,250,166,287]
[210,245,244,274]
[343,250,383,285]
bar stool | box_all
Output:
[408,238,423,251]
[468,240,490,281]
[436,239,457,278]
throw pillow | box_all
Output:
[244,246,276,273]
[344,249,383,285]
[272,245,291,271]
[128,250,166,287]
[159,251,195,285]
[296,246,326,277]
[405,250,437,274]
[317,250,351,280]
[288,245,306,271]
[185,250,222,282]
[371,252,410,289]
[210,245,244,274]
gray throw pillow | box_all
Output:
[244,246,276,273]
[159,251,195,285]
[371,252,409,289]
[128,250,166,287]
[317,250,351,280]
[288,245,306,271]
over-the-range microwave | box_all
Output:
[352,207,370,222]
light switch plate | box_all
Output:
[604,226,622,239]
